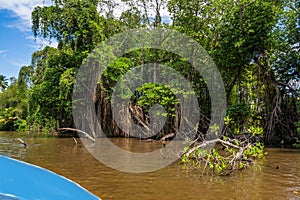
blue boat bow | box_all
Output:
[0,156,100,200]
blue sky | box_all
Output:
[0,0,54,79]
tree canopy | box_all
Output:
[0,0,299,149]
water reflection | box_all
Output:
[0,132,299,200]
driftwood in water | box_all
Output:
[72,137,78,145]
[57,128,95,142]
[145,139,157,142]
[17,138,28,147]
[160,133,176,141]
[182,136,263,175]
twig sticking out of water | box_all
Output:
[17,138,28,147]
[72,137,78,146]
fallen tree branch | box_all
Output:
[181,137,264,175]
[58,128,95,143]
[229,143,251,166]
[17,138,28,147]
[160,133,176,141]
[185,138,240,158]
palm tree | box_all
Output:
[0,75,8,91]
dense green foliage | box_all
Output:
[0,75,8,91]
[0,0,299,148]
[0,67,32,131]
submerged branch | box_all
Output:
[17,138,28,147]
[185,138,240,158]
[58,128,95,143]
[181,136,264,175]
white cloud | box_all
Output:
[0,1,58,49]
[0,50,7,54]
[0,0,52,31]
[100,0,170,21]
[26,36,58,49]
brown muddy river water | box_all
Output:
[0,131,300,200]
